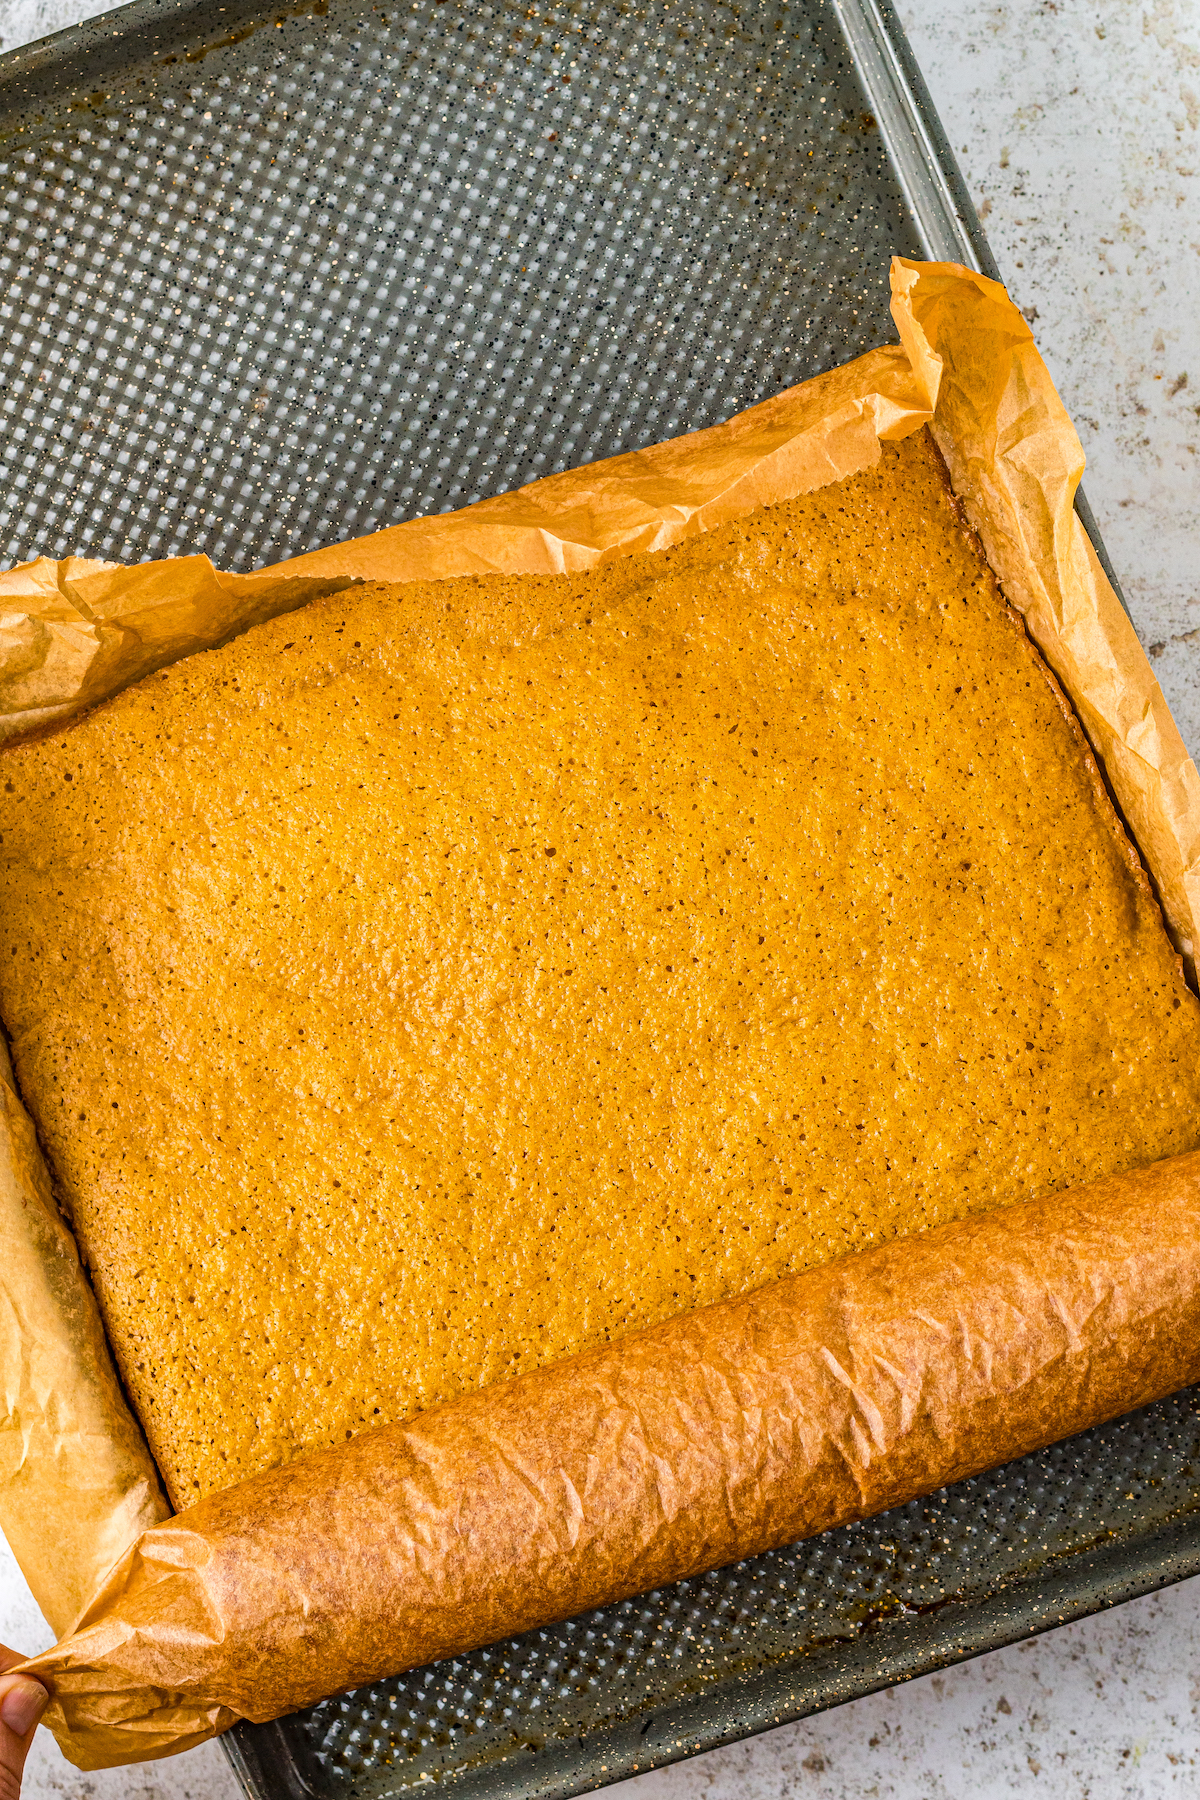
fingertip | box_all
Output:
[0,1676,47,1738]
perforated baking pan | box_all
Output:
[1,0,1194,1795]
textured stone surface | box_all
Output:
[0,0,1197,1795]
[899,0,1200,763]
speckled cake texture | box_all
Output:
[2,430,1198,1508]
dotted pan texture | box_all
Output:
[2,3,1196,1799]
[236,1391,1200,1798]
[0,0,919,571]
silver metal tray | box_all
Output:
[0,0,1192,1794]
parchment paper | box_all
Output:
[0,556,355,745]
[891,259,1200,968]
[0,1040,167,1637]
[2,256,1199,1758]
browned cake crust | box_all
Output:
[2,430,1198,1508]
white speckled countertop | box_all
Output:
[0,0,1197,1793]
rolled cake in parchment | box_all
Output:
[26,1147,1200,1770]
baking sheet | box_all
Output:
[6,253,1200,1776]
[0,0,924,573]
[1,0,1199,1791]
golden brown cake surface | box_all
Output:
[3,431,1199,1507]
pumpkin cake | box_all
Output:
[2,428,1199,1509]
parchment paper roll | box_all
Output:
[25,1148,1200,1770]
